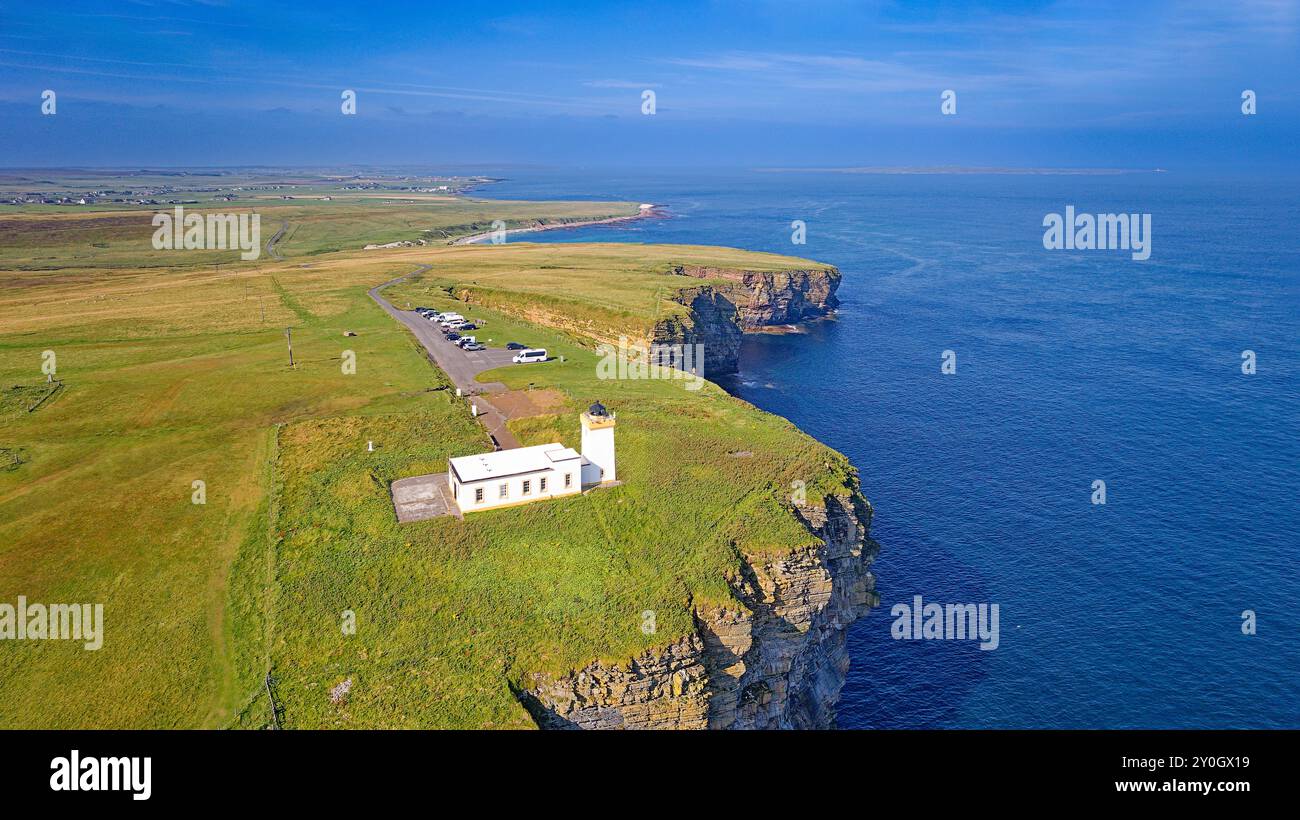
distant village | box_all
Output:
[0,172,493,206]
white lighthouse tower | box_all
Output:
[580,402,616,486]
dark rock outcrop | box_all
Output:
[671,265,841,329]
[521,635,710,730]
[652,286,744,375]
[651,265,841,374]
[698,494,879,729]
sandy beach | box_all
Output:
[450,207,659,245]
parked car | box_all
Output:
[505,342,527,350]
[454,322,477,331]
[456,336,476,348]
[461,342,485,352]
[512,348,547,363]
[445,332,461,342]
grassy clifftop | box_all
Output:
[268,286,859,728]
[0,204,860,729]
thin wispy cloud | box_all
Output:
[583,80,661,89]
[1,0,1296,167]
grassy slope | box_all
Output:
[0,197,627,728]
[0,257,472,727]
[0,201,858,729]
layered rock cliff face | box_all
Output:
[652,265,841,374]
[521,636,711,729]
[671,265,841,329]
[446,264,838,375]
[521,493,879,730]
[651,286,744,377]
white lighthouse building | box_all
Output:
[446,403,617,514]
[579,401,616,486]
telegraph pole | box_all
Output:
[285,327,295,368]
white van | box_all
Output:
[439,314,465,328]
[512,348,547,363]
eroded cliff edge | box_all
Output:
[438,260,839,376]
[672,265,841,329]
[521,492,880,729]
[652,265,841,374]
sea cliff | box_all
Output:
[671,265,841,329]
[653,265,841,373]
[522,492,879,729]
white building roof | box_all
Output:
[449,443,581,483]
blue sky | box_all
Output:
[1,0,1297,168]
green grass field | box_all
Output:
[0,186,862,728]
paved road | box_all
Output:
[264,219,288,261]
[368,266,521,449]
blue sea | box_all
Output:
[477,168,1299,728]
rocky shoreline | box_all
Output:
[450,207,659,245]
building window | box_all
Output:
[474,487,484,503]
[540,477,548,492]
[522,479,532,496]
[499,483,508,499]
[564,473,572,488]
[453,482,458,499]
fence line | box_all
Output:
[27,379,63,413]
